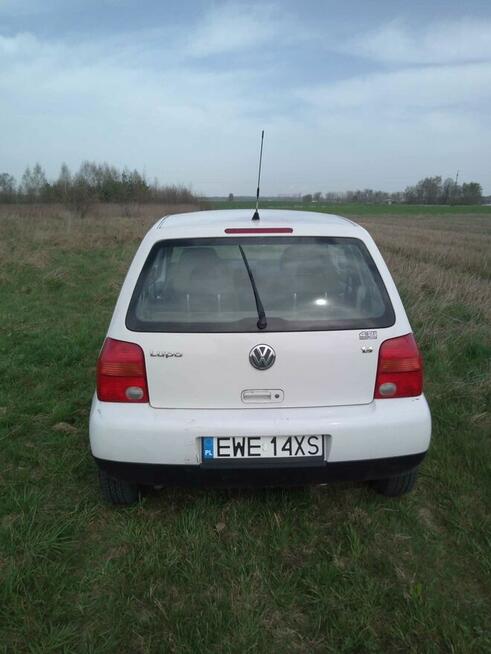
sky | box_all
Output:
[1,0,491,196]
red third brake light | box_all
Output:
[374,333,423,399]
[97,338,148,403]
[224,227,293,234]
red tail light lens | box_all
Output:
[97,338,148,403]
[374,333,423,399]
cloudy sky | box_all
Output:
[1,0,490,195]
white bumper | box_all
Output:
[89,395,431,465]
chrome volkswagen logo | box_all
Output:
[249,344,276,370]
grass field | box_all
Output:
[214,199,491,217]
[0,202,490,653]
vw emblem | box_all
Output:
[249,344,276,371]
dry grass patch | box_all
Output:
[0,202,201,263]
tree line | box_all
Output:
[0,162,196,216]
[1,165,485,210]
[302,176,483,205]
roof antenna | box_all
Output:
[252,130,264,221]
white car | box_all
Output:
[90,209,431,504]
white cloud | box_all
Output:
[292,60,491,191]
[0,31,40,56]
[300,62,491,112]
[0,22,282,193]
[185,2,292,58]
[348,18,491,65]
[1,7,491,194]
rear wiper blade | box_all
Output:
[238,245,267,330]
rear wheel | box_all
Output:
[98,468,140,505]
[372,467,419,497]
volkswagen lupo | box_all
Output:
[89,210,431,504]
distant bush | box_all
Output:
[309,177,483,206]
[404,177,483,205]
[0,161,198,214]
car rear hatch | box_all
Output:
[126,236,395,409]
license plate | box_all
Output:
[202,435,324,460]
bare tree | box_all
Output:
[0,173,16,202]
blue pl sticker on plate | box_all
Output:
[202,437,214,460]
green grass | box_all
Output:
[213,199,491,217]
[0,208,490,653]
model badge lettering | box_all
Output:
[150,351,183,358]
[359,330,378,340]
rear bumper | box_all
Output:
[95,452,427,487]
[90,395,431,482]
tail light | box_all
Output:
[374,333,423,399]
[97,338,148,403]
[225,227,293,234]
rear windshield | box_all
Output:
[126,237,395,332]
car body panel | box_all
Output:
[89,395,431,464]
[142,329,384,409]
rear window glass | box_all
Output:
[126,237,395,332]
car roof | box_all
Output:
[152,209,366,240]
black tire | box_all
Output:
[372,467,419,497]
[98,468,140,505]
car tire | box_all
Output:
[98,468,140,505]
[372,467,419,497]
